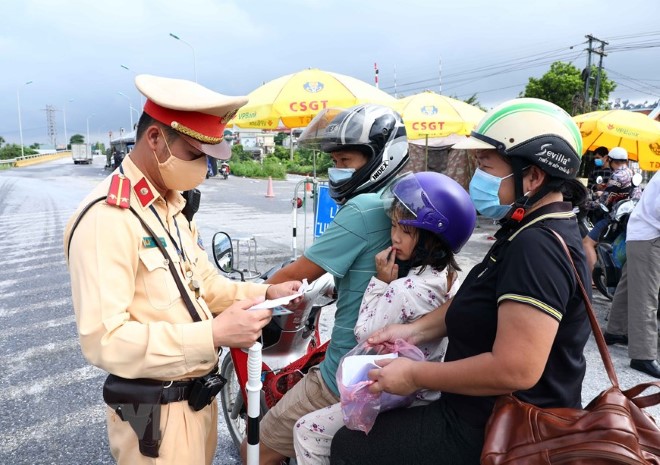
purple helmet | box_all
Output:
[382,172,477,253]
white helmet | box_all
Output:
[454,98,583,179]
[608,147,628,161]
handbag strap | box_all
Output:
[544,228,620,388]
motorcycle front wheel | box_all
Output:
[592,263,615,301]
[220,355,268,451]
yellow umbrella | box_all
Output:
[573,109,660,171]
[394,91,485,140]
[233,68,396,130]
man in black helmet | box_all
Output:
[240,104,410,465]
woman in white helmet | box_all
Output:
[330,98,591,465]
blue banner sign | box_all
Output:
[314,184,340,238]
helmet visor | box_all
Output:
[381,173,432,220]
[297,107,373,152]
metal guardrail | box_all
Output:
[0,158,17,168]
[1,151,73,168]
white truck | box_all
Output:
[71,144,93,164]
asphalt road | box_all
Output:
[0,156,658,465]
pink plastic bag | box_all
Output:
[336,339,425,434]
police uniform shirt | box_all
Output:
[64,155,268,381]
[442,202,591,427]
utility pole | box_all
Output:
[43,105,57,148]
[438,58,442,94]
[583,34,608,112]
[592,38,608,110]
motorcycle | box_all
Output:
[219,163,230,180]
[592,197,637,300]
[592,172,643,300]
[211,231,336,456]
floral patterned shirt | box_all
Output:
[354,266,459,402]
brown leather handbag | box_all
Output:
[481,229,660,465]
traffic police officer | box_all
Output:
[64,74,301,465]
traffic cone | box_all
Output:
[265,176,275,198]
[305,180,312,197]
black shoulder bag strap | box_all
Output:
[66,200,202,322]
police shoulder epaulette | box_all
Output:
[106,174,131,209]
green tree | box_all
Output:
[460,93,487,111]
[0,144,37,160]
[0,136,5,147]
[521,61,616,115]
[70,134,84,144]
[29,143,40,149]
[274,132,287,146]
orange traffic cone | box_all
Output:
[305,180,312,197]
[265,176,275,198]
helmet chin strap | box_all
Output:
[505,159,559,222]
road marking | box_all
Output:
[0,402,106,454]
[0,364,104,403]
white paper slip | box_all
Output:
[248,279,309,311]
[342,353,398,385]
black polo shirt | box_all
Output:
[442,202,591,427]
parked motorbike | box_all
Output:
[211,231,336,454]
[592,197,637,300]
[592,172,643,300]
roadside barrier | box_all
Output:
[14,151,72,167]
[1,151,72,168]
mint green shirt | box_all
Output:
[305,192,391,395]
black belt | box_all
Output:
[160,379,194,404]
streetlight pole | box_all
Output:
[16,80,33,158]
[169,33,197,82]
[117,92,134,130]
[120,64,144,107]
[63,98,74,150]
[86,114,95,152]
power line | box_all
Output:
[377,31,660,103]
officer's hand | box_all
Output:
[212,297,271,349]
[375,247,398,284]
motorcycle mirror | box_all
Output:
[632,172,643,187]
[596,176,604,185]
[212,231,235,274]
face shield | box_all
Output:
[297,107,374,153]
[381,172,449,234]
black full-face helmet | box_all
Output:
[298,104,409,204]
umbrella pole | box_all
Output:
[246,342,263,465]
[425,135,429,171]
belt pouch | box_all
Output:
[103,374,162,458]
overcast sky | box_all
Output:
[1,0,659,148]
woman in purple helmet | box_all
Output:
[292,171,477,465]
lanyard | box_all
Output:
[148,205,188,262]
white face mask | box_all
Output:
[155,131,207,191]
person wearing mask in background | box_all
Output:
[240,104,410,465]
[603,170,660,378]
[586,146,612,190]
[64,74,301,465]
[582,146,640,273]
[330,98,591,465]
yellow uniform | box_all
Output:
[64,155,268,464]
